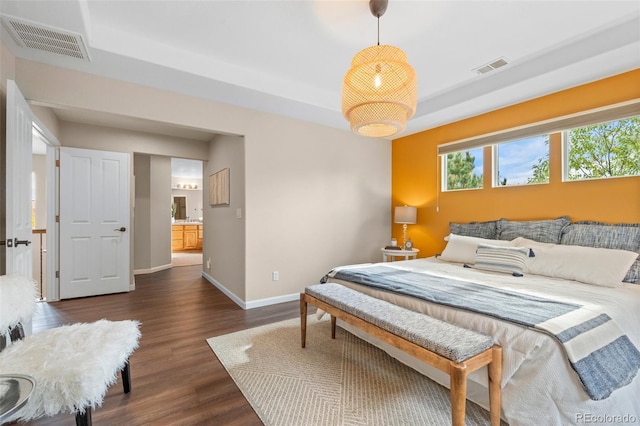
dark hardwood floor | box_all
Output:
[25,265,300,425]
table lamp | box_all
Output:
[394,205,417,249]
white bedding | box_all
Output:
[325,257,640,426]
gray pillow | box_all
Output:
[497,217,570,244]
[561,222,640,284]
[449,220,499,239]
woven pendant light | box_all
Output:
[342,0,417,138]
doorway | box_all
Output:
[31,129,50,299]
[170,158,203,267]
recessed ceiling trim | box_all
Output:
[1,14,91,61]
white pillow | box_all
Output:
[439,234,514,265]
[513,237,639,287]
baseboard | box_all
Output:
[244,292,299,309]
[134,263,172,275]
[201,272,299,310]
[201,272,247,308]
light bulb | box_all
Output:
[374,73,382,88]
[374,64,382,89]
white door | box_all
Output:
[59,147,130,299]
[5,80,33,277]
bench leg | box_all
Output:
[300,294,307,348]
[75,407,92,426]
[449,367,467,426]
[121,359,132,394]
[488,346,503,426]
[331,315,336,339]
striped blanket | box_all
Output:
[326,264,640,400]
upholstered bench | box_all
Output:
[300,283,502,426]
[0,319,140,426]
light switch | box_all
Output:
[236,208,242,219]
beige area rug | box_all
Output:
[171,251,203,267]
[207,316,495,426]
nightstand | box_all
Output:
[381,248,420,262]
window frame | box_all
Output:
[492,134,550,188]
[562,115,640,182]
[441,147,484,192]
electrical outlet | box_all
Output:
[272,271,279,281]
[206,258,211,269]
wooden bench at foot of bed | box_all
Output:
[300,283,502,426]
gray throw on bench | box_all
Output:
[306,283,493,363]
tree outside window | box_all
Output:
[524,117,639,183]
[444,148,483,191]
[566,116,640,180]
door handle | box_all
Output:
[14,238,32,246]
[114,227,127,232]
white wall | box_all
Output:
[59,121,210,160]
[30,105,60,139]
[133,154,151,270]
[14,58,392,306]
[244,114,390,302]
[149,155,172,268]
[134,153,173,273]
[204,134,245,299]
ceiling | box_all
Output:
[1,1,639,140]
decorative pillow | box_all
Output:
[473,244,528,276]
[497,216,570,244]
[514,237,639,288]
[439,234,513,265]
[449,220,499,240]
[561,222,640,284]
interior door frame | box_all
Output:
[33,121,61,301]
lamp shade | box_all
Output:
[394,206,417,224]
[342,44,417,138]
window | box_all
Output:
[494,135,549,186]
[437,102,639,189]
[565,116,640,181]
[443,147,483,191]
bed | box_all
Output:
[322,218,640,426]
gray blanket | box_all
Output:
[327,264,640,400]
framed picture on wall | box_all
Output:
[209,168,230,206]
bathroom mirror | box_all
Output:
[173,196,187,220]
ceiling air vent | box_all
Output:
[1,14,90,61]
[473,57,509,75]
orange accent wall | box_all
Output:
[392,69,640,257]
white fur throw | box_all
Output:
[0,274,37,331]
[0,319,141,422]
